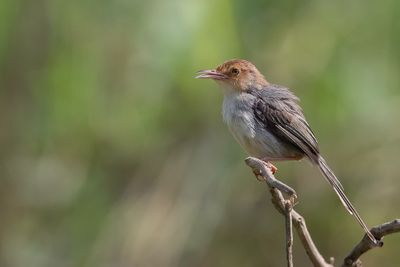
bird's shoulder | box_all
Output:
[246,84,303,123]
[246,83,320,158]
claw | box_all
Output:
[264,161,278,174]
[252,161,278,181]
[270,164,278,174]
[253,169,266,181]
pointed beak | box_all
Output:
[195,69,227,80]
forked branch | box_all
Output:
[245,157,334,267]
[245,157,400,267]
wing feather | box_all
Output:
[248,85,376,242]
[250,84,319,162]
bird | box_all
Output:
[195,59,377,244]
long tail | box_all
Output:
[317,156,377,243]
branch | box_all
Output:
[342,219,400,267]
[245,157,334,267]
[285,200,294,267]
[245,157,400,267]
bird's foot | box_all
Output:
[263,161,278,174]
[252,169,265,181]
[245,157,298,204]
[252,161,277,181]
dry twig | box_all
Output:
[245,157,334,267]
[285,200,294,267]
[342,219,400,267]
[245,156,400,267]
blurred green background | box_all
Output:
[1,0,400,266]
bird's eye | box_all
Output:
[231,68,239,75]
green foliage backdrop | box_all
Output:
[1,0,400,266]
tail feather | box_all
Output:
[318,156,377,243]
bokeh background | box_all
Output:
[1,0,400,266]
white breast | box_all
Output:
[222,91,258,153]
[221,89,298,159]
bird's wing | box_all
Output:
[250,84,344,192]
[249,84,319,162]
[249,86,377,242]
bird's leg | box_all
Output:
[258,155,304,177]
[261,158,278,174]
[252,159,277,181]
[264,161,278,174]
[245,157,298,204]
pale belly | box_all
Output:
[222,93,303,160]
[228,117,302,160]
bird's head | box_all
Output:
[196,59,268,92]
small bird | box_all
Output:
[196,59,376,243]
